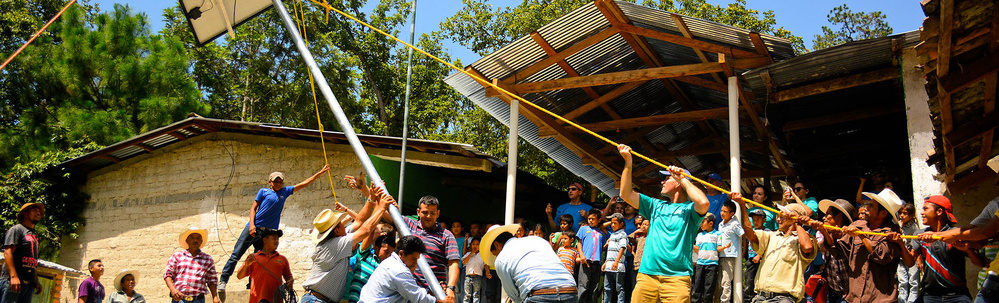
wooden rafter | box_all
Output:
[772,68,899,103]
[646,141,764,159]
[671,14,723,83]
[575,108,734,133]
[167,132,188,140]
[782,104,904,132]
[614,23,760,58]
[749,32,775,64]
[466,68,623,178]
[134,142,155,152]
[99,155,120,163]
[562,81,647,120]
[500,27,621,85]
[978,74,996,169]
[938,0,956,182]
[508,57,770,94]
[945,110,999,147]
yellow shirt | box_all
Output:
[751,229,817,300]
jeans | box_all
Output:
[577,261,601,303]
[525,293,578,303]
[299,293,325,303]
[221,225,264,284]
[464,275,483,303]
[457,270,466,300]
[0,279,35,303]
[691,264,718,303]
[921,294,973,303]
[744,260,759,303]
[751,294,795,303]
[898,263,920,303]
[977,273,999,303]
[603,272,625,303]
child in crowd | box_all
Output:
[603,213,629,303]
[896,203,921,303]
[452,221,467,300]
[629,218,649,284]
[692,213,728,303]
[717,201,743,303]
[236,228,293,303]
[743,209,769,303]
[557,231,582,278]
[461,237,489,303]
[577,209,607,303]
[79,259,105,303]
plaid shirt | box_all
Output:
[163,250,218,296]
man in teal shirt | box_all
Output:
[616,144,709,302]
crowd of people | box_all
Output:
[1,149,999,303]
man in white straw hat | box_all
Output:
[0,202,44,303]
[923,155,999,302]
[108,270,144,303]
[220,165,330,297]
[828,188,904,303]
[301,186,393,303]
[478,224,576,303]
[163,227,220,303]
[617,144,709,302]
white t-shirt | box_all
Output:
[463,252,485,276]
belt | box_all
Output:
[178,294,205,301]
[530,287,576,296]
[305,290,330,302]
[757,291,793,299]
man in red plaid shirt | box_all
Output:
[164,227,221,303]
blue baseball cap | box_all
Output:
[659,169,690,180]
[707,173,723,181]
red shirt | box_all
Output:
[163,250,218,296]
[246,251,292,303]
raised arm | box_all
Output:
[617,144,641,208]
[352,190,391,246]
[672,165,708,215]
[293,164,330,193]
[546,203,558,232]
[730,192,758,245]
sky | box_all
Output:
[89,0,925,64]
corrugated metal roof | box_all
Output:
[446,1,794,195]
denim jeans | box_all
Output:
[921,294,973,303]
[525,293,578,303]
[221,225,264,284]
[898,263,920,303]
[0,279,35,303]
[602,271,625,303]
[299,293,326,303]
[171,294,206,303]
[975,273,998,303]
[464,275,483,303]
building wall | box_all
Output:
[57,133,381,303]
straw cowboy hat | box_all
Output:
[17,202,44,221]
[479,224,521,268]
[311,209,349,244]
[778,203,812,219]
[178,227,208,249]
[862,188,904,225]
[113,269,138,291]
[819,199,857,223]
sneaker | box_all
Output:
[218,282,226,303]
[218,281,227,291]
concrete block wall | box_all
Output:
[58,133,372,303]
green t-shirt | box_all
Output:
[637,193,704,277]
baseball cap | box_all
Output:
[749,208,767,217]
[268,172,285,182]
[659,169,691,180]
[924,195,957,223]
[707,173,723,182]
[607,213,624,221]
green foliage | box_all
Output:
[812,4,892,50]
[0,140,99,260]
[0,4,208,167]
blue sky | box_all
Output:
[89,0,924,63]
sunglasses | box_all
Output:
[794,187,805,191]
[568,188,580,191]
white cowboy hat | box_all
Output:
[311,209,349,244]
[113,269,138,292]
[862,188,904,225]
[479,224,521,269]
[178,227,208,249]
[819,199,857,223]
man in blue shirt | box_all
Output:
[703,173,728,230]
[616,144,709,303]
[546,182,593,233]
[480,224,577,303]
[218,165,330,297]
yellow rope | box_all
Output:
[293,0,339,204]
[297,0,926,240]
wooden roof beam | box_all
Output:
[945,109,999,147]
[576,107,734,133]
[938,0,956,182]
[563,81,647,120]
[749,32,775,64]
[979,14,998,169]
[167,132,188,140]
[500,27,620,85]
[134,142,155,152]
[782,104,904,132]
[772,68,898,103]
[938,52,999,94]
[509,57,770,94]
[99,155,121,163]
[671,14,724,83]
[646,142,765,158]
[614,23,761,59]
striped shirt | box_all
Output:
[303,233,354,301]
[557,247,578,275]
[495,236,575,303]
[604,229,628,272]
[346,248,381,303]
[402,217,459,287]
[163,250,218,296]
[695,230,721,266]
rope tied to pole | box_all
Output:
[296,0,931,240]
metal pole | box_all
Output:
[271,0,445,299]
[505,98,518,225]
[728,76,743,301]
[397,0,417,203]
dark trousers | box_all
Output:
[221,225,264,284]
[577,260,601,303]
[921,294,973,303]
[691,264,718,303]
[0,279,35,303]
[483,269,500,303]
[976,273,999,303]
[744,261,759,303]
[826,288,847,303]
[624,255,634,303]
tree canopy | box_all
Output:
[812,4,893,50]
